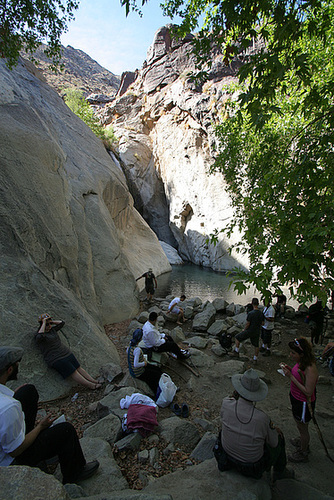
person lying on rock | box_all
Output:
[35,313,101,389]
[142,312,190,359]
[217,368,294,481]
[0,346,99,484]
[167,295,186,325]
[127,328,162,397]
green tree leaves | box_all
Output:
[0,0,79,68]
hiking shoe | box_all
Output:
[262,350,271,357]
[288,450,309,463]
[273,467,295,481]
[229,350,239,357]
[180,350,191,359]
[76,460,100,482]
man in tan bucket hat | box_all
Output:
[215,368,294,481]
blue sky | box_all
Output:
[60,0,177,75]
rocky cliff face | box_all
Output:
[0,58,170,398]
[31,44,120,101]
[99,25,249,271]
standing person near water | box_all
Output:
[136,268,157,303]
[281,337,318,463]
[35,313,101,390]
[230,298,263,364]
[260,297,275,357]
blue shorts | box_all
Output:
[51,353,80,379]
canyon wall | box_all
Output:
[100,26,250,272]
[0,58,170,398]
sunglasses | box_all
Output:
[294,338,303,351]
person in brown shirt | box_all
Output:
[35,313,101,389]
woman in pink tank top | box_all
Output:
[282,337,318,463]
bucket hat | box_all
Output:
[231,368,268,402]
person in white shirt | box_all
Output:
[167,295,186,324]
[0,346,99,484]
[142,312,190,359]
[260,298,275,357]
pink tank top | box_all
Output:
[290,363,316,402]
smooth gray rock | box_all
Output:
[207,320,229,336]
[0,466,69,500]
[185,336,208,349]
[77,493,173,500]
[190,431,216,462]
[193,303,216,332]
[272,478,334,500]
[114,432,142,452]
[99,387,138,413]
[212,298,228,312]
[159,416,201,449]
[160,241,183,264]
[0,58,171,399]
[143,458,271,500]
[83,413,122,445]
[226,303,236,316]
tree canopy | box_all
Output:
[123,0,334,302]
[0,0,78,68]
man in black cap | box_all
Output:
[0,346,99,484]
[216,368,294,481]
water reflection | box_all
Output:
[151,264,300,308]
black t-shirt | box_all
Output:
[246,309,263,335]
[144,271,155,287]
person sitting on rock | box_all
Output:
[0,346,99,484]
[218,368,294,481]
[127,328,162,397]
[35,313,101,389]
[167,295,186,325]
[142,312,190,359]
[135,268,157,303]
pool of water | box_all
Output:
[151,264,301,308]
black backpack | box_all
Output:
[219,332,232,353]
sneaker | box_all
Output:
[262,350,271,357]
[288,450,309,463]
[76,460,100,482]
[180,349,191,359]
[259,346,266,353]
[273,467,295,481]
[228,350,239,357]
[170,353,178,359]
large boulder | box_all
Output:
[0,58,170,398]
[0,466,70,500]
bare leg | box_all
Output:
[254,346,259,357]
[296,420,310,452]
[77,366,99,384]
[69,370,100,389]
